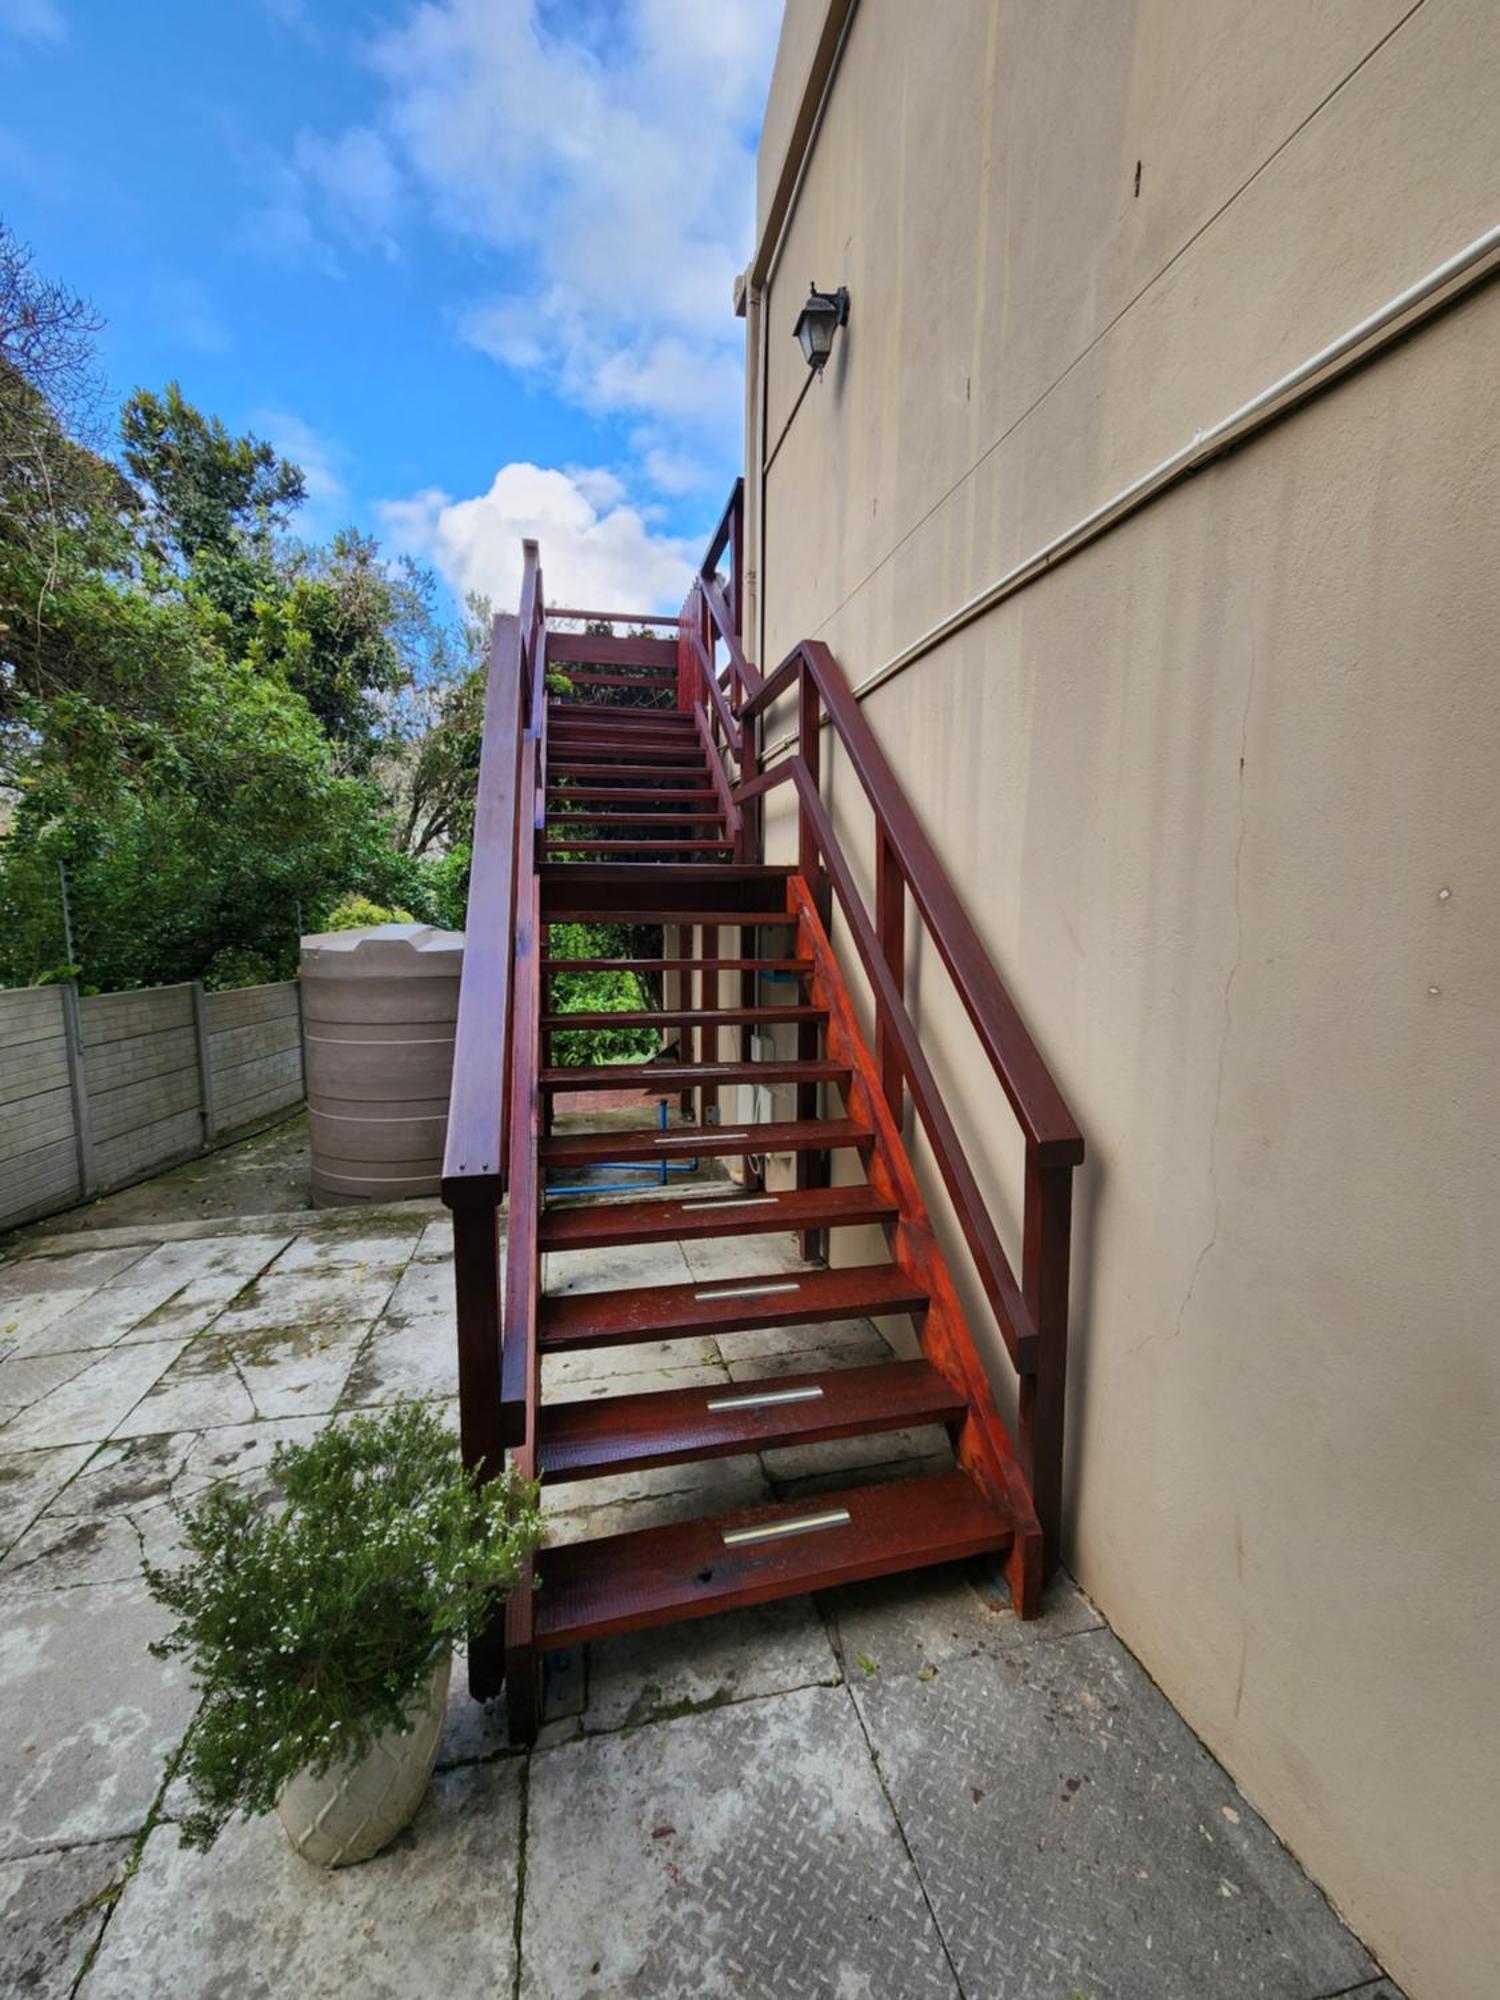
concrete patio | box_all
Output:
[1,1193,1402,1999]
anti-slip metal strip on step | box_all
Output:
[692,1281,801,1302]
[705,1385,825,1413]
[681,1195,780,1210]
[722,1506,851,1549]
[655,1132,748,1146]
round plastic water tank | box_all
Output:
[300,923,464,1205]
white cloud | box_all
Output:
[0,0,65,46]
[294,126,402,253]
[279,0,778,494]
[255,409,350,531]
[378,461,694,613]
[638,443,715,497]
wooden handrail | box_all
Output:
[746,758,1038,1371]
[741,639,1083,1162]
[545,607,681,626]
[700,576,762,698]
[700,476,743,582]
[686,626,743,758]
[683,477,1082,1556]
[441,608,528,1205]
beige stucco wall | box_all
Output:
[748,6,1500,1999]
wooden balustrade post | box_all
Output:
[796,661,828,1257]
[1018,1151,1074,1580]
[699,924,720,1128]
[452,1199,506,1695]
[797,663,822,889]
[729,483,744,637]
[874,826,905,1122]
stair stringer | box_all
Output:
[787,875,1044,1615]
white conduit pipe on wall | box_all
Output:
[761,219,1500,760]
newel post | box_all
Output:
[1018,1149,1074,1578]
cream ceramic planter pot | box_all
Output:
[277,1650,451,1867]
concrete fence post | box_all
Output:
[59,981,97,1200]
[191,980,218,1143]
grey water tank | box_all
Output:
[299,923,464,1204]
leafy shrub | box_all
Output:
[144,1401,543,1850]
[201,946,282,991]
[319,892,416,932]
[545,919,661,1067]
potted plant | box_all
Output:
[145,1399,543,1866]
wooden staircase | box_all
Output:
[443,490,1083,1741]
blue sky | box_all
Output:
[0,0,780,611]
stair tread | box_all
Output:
[546,788,722,802]
[539,1183,900,1251]
[546,841,737,855]
[540,1059,846,1089]
[538,1358,965,1482]
[533,1469,1010,1649]
[542,909,796,926]
[538,1260,926,1349]
[541,1116,870,1167]
[543,765,715,781]
[541,1005,823,1028]
[541,958,811,973]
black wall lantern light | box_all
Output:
[793,282,849,373]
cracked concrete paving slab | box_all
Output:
[0,1345,94,1418]
[521,1683,960,2000]
[584,1596,842,1732]
[542,1453,770,1548]
[0,1246,151,1301]
[0,1835,133,1998]
[341,1310,458,1406]
[211,1265,401,1334]
[0,1340,189,1450]
[0,1290,96,1363]
[827,1562,1103,1680]
[106,1340,258,1436]
[543,1357,730,1403]
[116,1318,371,1437]
[412,1220,454,1262]
[0,1581,196,1858]
[718,1315,897,1367]
[0,1444,93,1554]
[678,1229,806,1281]
[103,1234,293,1291]
[543,1239,693,1299]
[82,1760,523,2000]
[1,1418,332,1600]
[853,1630,1379,2000]
[541,1336,725,1387]
[227,1320,369,1422]
[6,1277,202,1361]
[270,1225,424,1274]
[365,1256,452,1325]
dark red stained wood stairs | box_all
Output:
[443,508,1083,1745]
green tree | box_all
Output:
[247,532,421,773]
[120,381,304,648]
